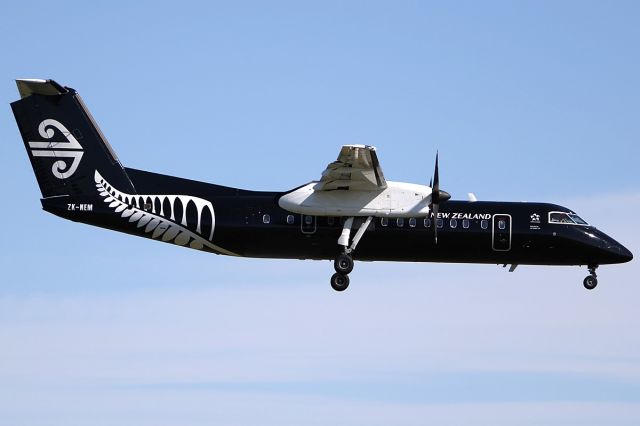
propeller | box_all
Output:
[429,152,451,244]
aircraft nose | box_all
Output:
[579,228,633,264]
[613,243,633,263]
[594,230,633,264]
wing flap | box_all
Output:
[315,145,387,191]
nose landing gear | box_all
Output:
[583,264,598,290]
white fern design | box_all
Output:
[95,170,237,256]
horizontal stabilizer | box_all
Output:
[16,79,67,99]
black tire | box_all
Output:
[334,254,354,275]
[583,275,598,290]
[330,273,350,292]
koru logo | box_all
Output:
[28,119,84,179]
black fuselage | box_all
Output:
[41,167,632,268]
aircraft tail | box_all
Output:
[10,79,136,198]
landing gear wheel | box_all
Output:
[583,275,598,290]
[330,273,350,292]
[334,254,354,275]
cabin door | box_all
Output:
[492,214,512,251]
[301,214,317,234]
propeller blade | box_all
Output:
[430,151,448,244]
[433,151,440,193]
[432,202,439,244]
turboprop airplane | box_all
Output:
[11,79,633,291]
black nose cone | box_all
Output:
[617,244,633,263]
[600,237,633,264]
[585,228,633,264]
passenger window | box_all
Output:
[327,216,335,226]
[381,217,388,227]
[304,215,313,225]
[498,220,506,230]
[397,218,404,227]
[436,218,443,228]
[462,219,469,229]
[262,214,270,224]
[286,214,294,224]
[424,218,431,228]
[409,218,416,228]
[481,220,488,229]
[450,218,457,228]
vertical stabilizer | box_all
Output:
[11,79,136,198]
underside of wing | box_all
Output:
[315,145,387,191]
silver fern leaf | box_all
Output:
[94,170,238,256]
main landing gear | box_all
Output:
[583,264,598,290]
[330,216,373,292]
[331,253,355,291]
[334,253,354,275]
[330,271,350,291]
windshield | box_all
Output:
[548,211,589,226]
[568,213,588,225]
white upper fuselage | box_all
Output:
[278,181,433,217]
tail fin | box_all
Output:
[11,79,135,198]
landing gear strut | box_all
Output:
[583,264,598,290]
[330,216,373,291]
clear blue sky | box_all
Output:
[1,1,639,425]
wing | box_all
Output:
[314,145,387,191]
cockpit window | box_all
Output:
[569,213,588,225]
[548,211,589,226]
[549,212,574,224]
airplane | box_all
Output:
[11,79,633,292]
